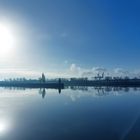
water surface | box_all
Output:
[0,87,140,140]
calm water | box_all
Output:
[0,87,140,140]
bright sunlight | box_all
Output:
[0,23,16,58]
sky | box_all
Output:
[0,0,140,78]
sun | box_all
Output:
[0,23,16,57]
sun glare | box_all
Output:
[0,23,16,57]
[0,120,9,135]
[0,122,7,132]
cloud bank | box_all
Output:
[66,64,140,79]
[0,64,140,80]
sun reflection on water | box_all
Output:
[0,119,10,135]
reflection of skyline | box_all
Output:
[0,87,140,140]
[39,88,46,99]
[63,86,140,101]
[2,87,62,99]
[37,86,140,100]
[68,86,140,93]
[0,86,140,100]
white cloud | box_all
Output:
[64,64,140,79]
[92,67,107,73]
[0,64,140,80]
[0,69,41,80]
[66,64,107,78]
[114,68,129,75]
[82,71,95,78]
[70,64,81,73]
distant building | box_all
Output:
[41,73,46,83]
[105,76,112,80]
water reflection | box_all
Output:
[68,86,140,92]
[0,87,140,139]
[4,86,62,98]
[36,86,140,101]
[3,86,140,99]
[0,118,11,138]
[0,120,9,134]
[39,88,46,99]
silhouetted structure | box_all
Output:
[2,73,140,88]
[39,88,46,98]
[41,73,46,83]
[94,73,104,80]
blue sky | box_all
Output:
[0,0,140,78]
